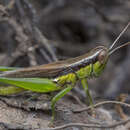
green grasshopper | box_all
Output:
[0,22,130,121]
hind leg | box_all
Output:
[0,86,25,95]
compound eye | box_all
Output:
[98,50,106,64]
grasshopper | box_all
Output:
[0,22,130,121]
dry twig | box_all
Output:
[43,118,130,130]
[115,94,128,120]
[73,100,130,113]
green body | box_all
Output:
[0,46,109,121]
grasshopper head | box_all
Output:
[96,46,109,64]
[92,46,109,77]
[92,22,130,77]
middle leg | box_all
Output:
[51,84,73,122]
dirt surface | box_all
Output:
[0,93,129,130]
[0,0,130,130]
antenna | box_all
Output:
[109,22,130,50]
[109,42,130,55]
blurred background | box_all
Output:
[0,0,130,102]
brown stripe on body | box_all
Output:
[67,50,100,71]
[0,46,106,78]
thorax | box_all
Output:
[54,63,93,87]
